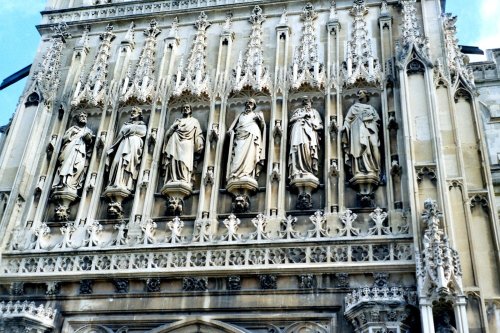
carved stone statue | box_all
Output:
[52,112,94,192]
[161,104,204,216]
[288,97,323,210]
[163,104,204,185]
[51,112,94,221]
[106,107,147,191]
[342,90,381,206]
[226,98,266,212]
[288,96,323,180]
[435,313,458,333]
[104,107,147,217]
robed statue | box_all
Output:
[288,97,323,180]
[342,90,381,179]
[52,112,94,192]
[106,107,147,192]
[226,98,266,183]
[163,104,204,185]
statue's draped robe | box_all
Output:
[227,111,266,181]
[342,102,381,177]
[53,125,93,190]
[288,107,323,179]
[106,120,147,191]
[163,117,204,183]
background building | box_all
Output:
[0,0,499,332]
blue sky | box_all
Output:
[0,0,498,125]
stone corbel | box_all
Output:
[46,134,58,158]
[271,163,280,182]
[209,123,219,145]
[35,176,46,197]
[96,131,107,151]
[204,166,214,186]
[141,169,150,188]
[329,115,338,137]
[87,172,97,190]
[329,159,339,177]
[387,111,398,130]
[273,120,283,144]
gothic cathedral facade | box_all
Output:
[0,0,499,332]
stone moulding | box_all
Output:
[0,300,57,327]
[42,1,272,25]
[0,240,414,280]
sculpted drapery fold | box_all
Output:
[163,104,204,184]
[106,107,147,192]
[288,97,323,180]
[342,91,381,178]
[226,99,266,183]
[52,112,94,192]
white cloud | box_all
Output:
[475,0,500,52]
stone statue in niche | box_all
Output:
[435,313,458,333]
[161,103,204,216]
[104,107,147,218]
[288,96,323,210]
[51,111,94,221]
[226,98,266,212]
[342,90,381,207]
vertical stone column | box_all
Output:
[325,10,340,215]
[271,12,290,219]
[419,299,435,333]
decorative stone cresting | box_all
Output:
[232,6,271,93]
[397,0,430,64]
[342,0,382,88]
[290,3,324,90]
[0,300,57,330]
[72,24,116,107]
[173,12,211,97]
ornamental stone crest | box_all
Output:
[342,0,382,88]
[72,24,116,107]
[121,20,162,104]
[232,6,271,93]
[173,12,211,97]
[290,3,324,90]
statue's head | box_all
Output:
[245,98,257,111]
[301,96,312,108]
[357,90,369,103]
[182,104,192,117]
[130,107,144,121]
[75,111,88,126]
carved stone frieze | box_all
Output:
[112,278,129,293]
[298,274,316,289]
[227,275,241,290]
[259,274,277,290]
[173,12,211,97]
[79,280,93,294]
[145,278,161,292]
[182,277,208,291]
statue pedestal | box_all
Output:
[290,174,319,210]
[103,186,132,218]
[349,173,379,207]
[226,176,259,213]
[161,181,193,216]
[51,188,79,221]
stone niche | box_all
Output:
[217,97,271,215]
[44,108,101,223]
[285,95,325,212]
[341,91,387,209]
[97,106,151,220]
[152,102,208,218]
